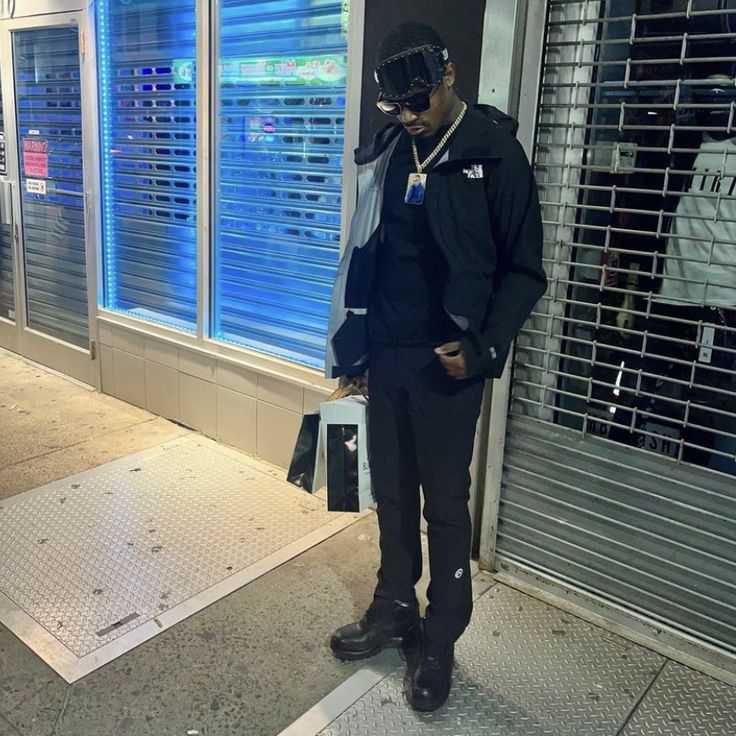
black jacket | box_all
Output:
[325,104,547,379]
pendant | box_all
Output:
[405,172,427,205]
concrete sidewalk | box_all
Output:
[1,349,735,736]
[0,350,382,736]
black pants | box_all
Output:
[368,343,484,646]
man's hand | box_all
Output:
[338,371,369,389]
[434,341,468,380]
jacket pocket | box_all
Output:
[344,230,379,309]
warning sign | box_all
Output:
[23,138,48,178]
[26,179,46,195]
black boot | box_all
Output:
[330,598,420,661]
[406,633,454,712]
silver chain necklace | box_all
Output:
[411,101,468,173]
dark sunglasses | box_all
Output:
[376,84,439,116]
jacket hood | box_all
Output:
[354,104,519,166]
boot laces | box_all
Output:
[365,598,413,623]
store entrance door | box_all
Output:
[0,10,95,384]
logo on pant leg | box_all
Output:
[454,568,464,579]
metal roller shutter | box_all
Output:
[14,27,88,348]
[0,221,11,321]
[97,0,198,331]
[0,89,11,323]
[498,0,736,655]
[213,0,348,369]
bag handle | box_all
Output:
[327,376,368,402]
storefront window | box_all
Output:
[516,0,736,475]
[97,0,198,331]
[213,0,348,369]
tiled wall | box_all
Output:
[98,322,329,469]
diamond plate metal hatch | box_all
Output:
[285,585,736,736]
[314,585,666,736]
[0,436,363,682]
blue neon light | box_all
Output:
[97,0,197,331]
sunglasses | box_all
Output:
[376,83,439,116]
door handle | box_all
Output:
[0,181,12,226]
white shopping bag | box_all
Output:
[319,395,373,511]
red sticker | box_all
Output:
[23,138,48,178]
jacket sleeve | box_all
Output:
[460,137,547,377]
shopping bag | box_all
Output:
[286,413,325,492]
[320,395,373,512]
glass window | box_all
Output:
[97,0,198,331]
[14,28,87,347]
[0,69,13,324]
[213,0,349,369]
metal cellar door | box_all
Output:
[495,0,736,662]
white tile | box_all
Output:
[112,327,145,356]
[112,349,146,409]
[180,374,217,436]
[257,402,302,469]
[145,361,180,421]
[180,348,216,381]
[100,344,115,395]
[216,361,258,398]
[258,374,303,414]
[97,322,114,347]
[217,386,257,455]
[144,337,179,370]
[303,387,329,415]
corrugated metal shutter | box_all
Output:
[0,88,11,323]
[498,0,736,655]
[213,0,348,369]
[0,219,11,321]
[97,0,198,331]
[14,27,88,348]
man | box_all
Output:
[325,22,547,712]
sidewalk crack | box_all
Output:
[0,417,163,471]
[615,659,668,735]
[50,685,71,736]
[0,710,23,736]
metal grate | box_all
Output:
[97,0,198,332]
[213,0,348,369]
[513,0,736,475]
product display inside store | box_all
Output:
[528,0,736,476]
